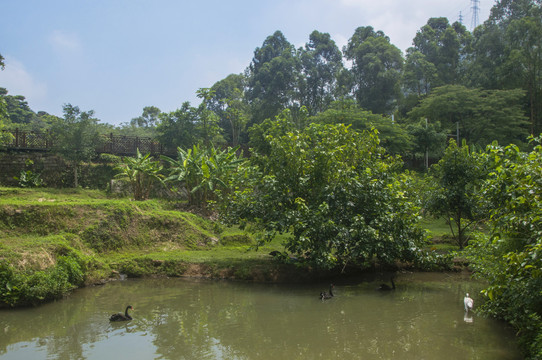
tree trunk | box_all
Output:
[73,164,79,188]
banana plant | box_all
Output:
[115,148,164,200]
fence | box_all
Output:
[1,129,170,156]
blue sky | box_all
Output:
[0,0,492,126]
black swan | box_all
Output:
[378,278,395,291]
[109,305,134,321]
[320,284,335,300]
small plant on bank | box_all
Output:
[14,159,43,188]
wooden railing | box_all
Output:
[1,129,171,156]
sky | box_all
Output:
[0,0,493,126]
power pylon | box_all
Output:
[471,0,480,29]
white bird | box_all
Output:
[464,293,474,312]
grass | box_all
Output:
[0,187,289,307]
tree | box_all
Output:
[411,18,472,86]
[0,59,13,146]
[115,149,163,201]
[402,49,438,97]
[466,0,542,133]
[50,104,103,188]
[344,26,404,114]
[426,140,487,248]
[408,85,530,147]
[310,99,412,155]
[299,30,345,115]
[405,119,447,168]
[466,137,542,358]
[246,31,301,124]
[0,89,37,127]
[130,106,161,129]
[223,121,425,269]
[209,73,250,146]
[196,88,224,146]
[156,102,199,152]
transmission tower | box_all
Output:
[471,0,480,29]
[459,11,464,25]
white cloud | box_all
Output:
[0,56,47,103]
[49,30,82,53]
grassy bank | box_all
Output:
[0,187,314,307]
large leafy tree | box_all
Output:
[156,102,199,152]
[411,18,472,86]
[310,99,412,155]
[299,30,345,115]
[467,137,542,358]
[0,89,37,128]
[246,31,301,124]
[196,88,224,147]
[426,140,488,248]
[466,0,542,134]
[402,49,438,97]
[208,73,250,146]
[408,85,529,146]
[50,104,103,188]
[130,106,161,129]
[344,26,403,114]
[223,121,425,269]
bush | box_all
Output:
[0,252,85,307]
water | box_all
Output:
[0,272,521,360]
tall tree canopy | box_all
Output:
[344,26,403,114]
[299,30,345,115]
[466,0,542,134]
[247,31,301,124]
[411,18,471,86]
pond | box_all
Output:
[0,272,521,360]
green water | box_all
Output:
[0,272,521,359]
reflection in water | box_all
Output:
[0,273,521,360]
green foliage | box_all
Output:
[247,30,301,123]
[114,149,164,200]
[405,119,447,163]
[156,102,199,151]
[13,159,43,188]
[0,251,84,307]
[162,144,244,207]
[223,121,426,269]
[408,85,530,147]
[310,99,413,154]
[208,73,250,146]
[49,104,104,188]
[411,18,471,86]
[465,136,542,359]
[299,30,345,115]
[426,140,488,248]
[344,26,403,114]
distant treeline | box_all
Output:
[1,0,541,162]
